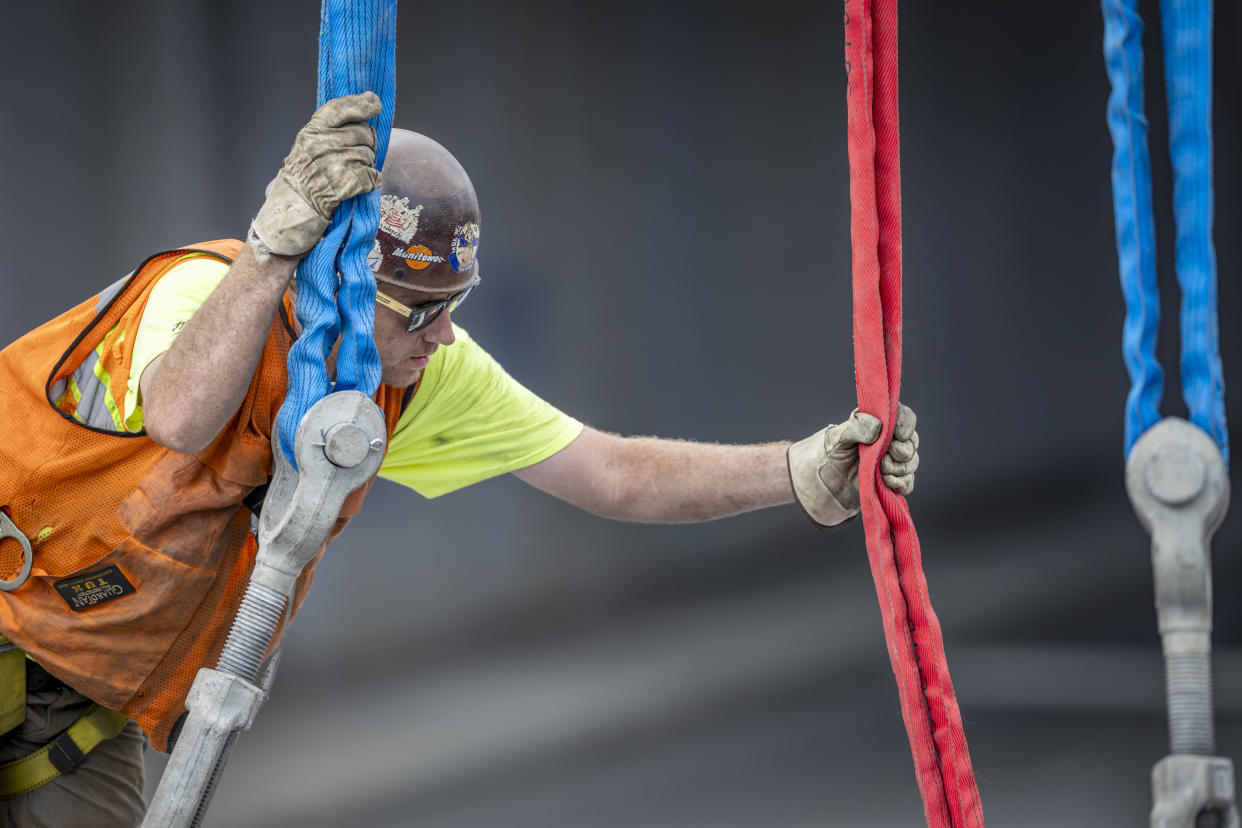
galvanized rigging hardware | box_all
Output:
[1126,417,1238,828]
[143,391,386,828]
[0,510,32,592]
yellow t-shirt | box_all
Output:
[128,257,582,497]
[126,254,232,431]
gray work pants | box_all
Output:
[0,685,146,827]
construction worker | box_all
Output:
[0,92,918,826]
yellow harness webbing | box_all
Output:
[0,703,129,799]
[0,641,23,736]
[0,639,129,804]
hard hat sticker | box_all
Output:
[54,564,136,612]
[450,223,479,273]
[379,195,422,244]
[368,239,383,272]
[396,245,445,271]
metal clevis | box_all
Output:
[143,391,387,828]
[1126,416,1238,828]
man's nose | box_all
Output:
[424,309,456,346]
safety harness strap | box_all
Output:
[842,3,984,826]
[0,704,129,799]
[0,638,23,737]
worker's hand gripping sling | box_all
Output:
[143,3,397,826]
[1101,0,1236,825]
[841,3,985,826]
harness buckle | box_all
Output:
[46,729,87,775]
[0,511,32,592]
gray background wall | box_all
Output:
[2,1,1240,825]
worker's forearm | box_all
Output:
[604,437,793,523]
[142,240,297,452]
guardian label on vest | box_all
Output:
[53,565,135,612]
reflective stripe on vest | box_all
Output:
[49,324,128,431]
[48,253,217,434]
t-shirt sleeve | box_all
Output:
[123,255,230,432]
[378,324,583,498]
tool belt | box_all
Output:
[0,634,129,799]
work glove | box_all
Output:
[250,92,383,258]
[787,403,919,530]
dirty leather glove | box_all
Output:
[881,404,919,496]
[787,404,919,530]
[251,92,383,258]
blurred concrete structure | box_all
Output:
[1,0,1239,825]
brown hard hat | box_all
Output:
[370,129,480,293]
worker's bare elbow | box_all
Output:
[143,405,211,455]
[592,439,637,520]
[576,486,627,521]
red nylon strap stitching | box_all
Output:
[842,2,985,826]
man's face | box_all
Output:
[370,280,458,387]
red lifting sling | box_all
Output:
[842,3,985,825]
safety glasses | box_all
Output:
[375,276,480,333]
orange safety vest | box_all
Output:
[0,240,407,751]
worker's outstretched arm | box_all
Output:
[513,405,918,526]
[142,93,382,453]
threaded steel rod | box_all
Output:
[216,582,286,684]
